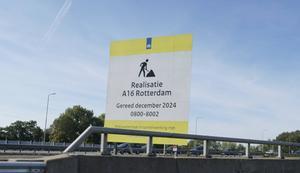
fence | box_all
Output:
[0,140,100,152]
[0,162,45,173]
[64,126,300,159]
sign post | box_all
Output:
[105,34,192,145]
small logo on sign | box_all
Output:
[146,37,152,49]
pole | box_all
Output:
[289,136,291,154]
[203,140,209,158]
[278,145,283,159]
[146,136,153,156]
[195,117,203,135]
[194,117,202,147]
[245,143,251,158]
[100,133,110,155]
[43,93,56,144]
[195,119,198,135]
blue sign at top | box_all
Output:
[146,37,152,49]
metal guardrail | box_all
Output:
[0,140,100,152]
[64,126,300,159]
[0,162,45,173]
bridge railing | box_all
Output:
[63,126,300,159]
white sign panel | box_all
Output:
[105,34,192,145]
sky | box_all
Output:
[1,0,300,140]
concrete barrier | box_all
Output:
[46,155,300,173]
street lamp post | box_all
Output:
[195,117,202,135]
[194,116,203,147]
[43,92,56,144]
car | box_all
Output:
[134,145,146,154]
[117,143,145,154]
[222,149,243,156]
[293,150,300,155]
[165,146,184,155]
[189,146,203,156]
[117,143,130,154]
[264,150,275,157]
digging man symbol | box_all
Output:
[138,59,155,77]
[138,59,148,77]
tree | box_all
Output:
[220,142,238,150]
[276,130,300,153]
[50,105,104,143]
[1,120,43,141]
[0,128,8,140]
[187,140,203,147]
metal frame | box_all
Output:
[64,126,300,159]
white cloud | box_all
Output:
[43,0,72,42]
